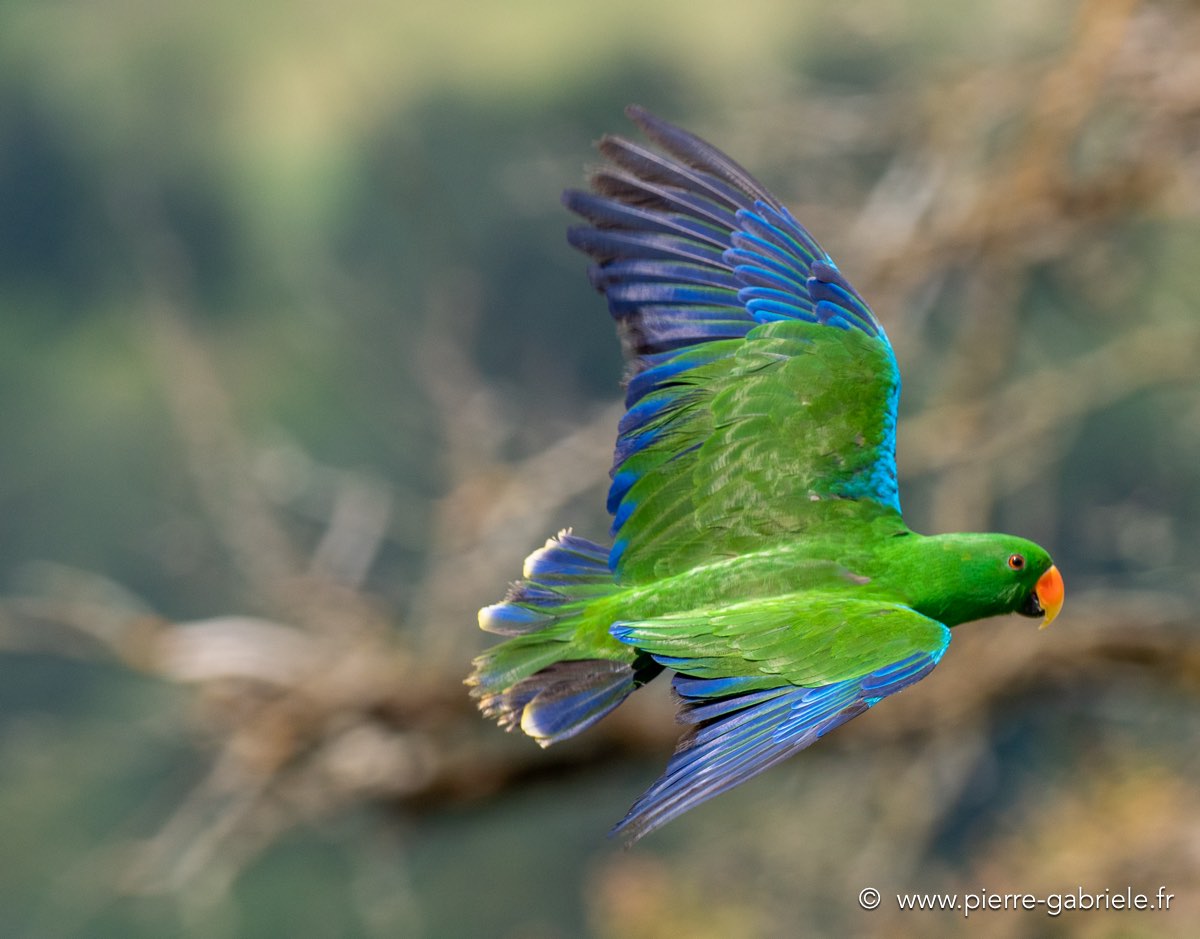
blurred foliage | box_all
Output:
[1,0,1199,936]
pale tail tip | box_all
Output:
[519,528,577,579]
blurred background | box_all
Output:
[2,0,1198,935]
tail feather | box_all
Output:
[477,530,613,638]
[522,531,613,582]
[469,530,640,745]
[517,659,637,746]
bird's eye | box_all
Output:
[1007,553,1026,571]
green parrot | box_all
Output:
[467,105,1065,843]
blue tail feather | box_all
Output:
[470,530,640,745]
[517,659,641,746]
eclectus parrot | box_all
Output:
[467,106,1064,844]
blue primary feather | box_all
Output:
[625,105,783,209]
[591,170,743,232]
[610,650,943,843]
[590,260,741,292]
[595,127,753,211]
[566,227,728,268]
[565,190,732,246]
[603,281,739,310]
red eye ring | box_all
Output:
[1007,553,1026,571]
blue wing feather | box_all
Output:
[590,260,741,292]
[566,226,728,267]
[591,169,743,231]
[624,105,785,209]
[611,649,944,843]
[597,117,766,211]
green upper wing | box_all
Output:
[565,106,903,583]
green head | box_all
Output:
[880,531,1064,629]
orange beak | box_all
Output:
[1035,564,1064,629]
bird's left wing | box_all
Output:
[565,107,904,584]
[609,597,950,842]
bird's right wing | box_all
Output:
[609,596,950,842]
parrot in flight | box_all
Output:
[467,105,1064,844]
